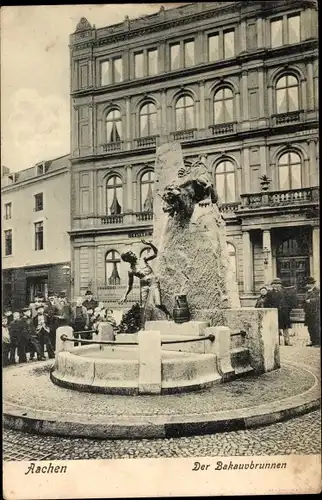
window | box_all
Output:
[139,103,157,137]
[101,61,109,86]
[175,95,195,131]
[113,57,123,83]
[100,57,123,85]
[278,152,302,190]
[227,243,237,281]
[134,52,144,78]
[271,18,283,48]
[276,75,299,114]
[4,230,12,256]
[4,203,11,220]
[271,14,300,47]
[208,34,219,62]
[148,49,158,76]
[106,176,123,215]
[223,30,235,59]
[106,109,122,143]
[214,88,234,124]
[288,15,300,44]
[215,160,236,203]
[140,171,154,212]
[184,40,195,67]
[105,250,121,285]
[35,222,44,251]
[170,43,180,70]
[34,193,43,212]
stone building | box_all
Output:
[2,155,71,311]
[69,0,319,307]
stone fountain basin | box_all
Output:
[51,344,221,395]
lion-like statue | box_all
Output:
[162,173,218,221]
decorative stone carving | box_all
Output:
[152,142,240,319]
[76,17,92,32]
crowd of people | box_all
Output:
[255,276,320,347]
[2,290,117,366]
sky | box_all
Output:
[1,3,186,172]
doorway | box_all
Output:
[275,229,311,301]
[26,276,48,304]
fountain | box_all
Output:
[51,143,280,395]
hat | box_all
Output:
[48,291,56,297]
[260,285,268,291]
[35,303,44,310]
[85,290,93,296]
[4,311,12,317]
[271,278,282,285]
[22,307,30,313]
[58,290,67,298]
[306,277,316,285]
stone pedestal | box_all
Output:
[55,326,74,354]
[138,330,162,394]
[145,320,208,336]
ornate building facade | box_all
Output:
[69,0,319,307]
[2,156,71,311]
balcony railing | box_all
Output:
[134,136,158,148]
[219,202,241,214]
[102,141,122,153]
[240,187,319,209]
[171,129,196,141]
[101,214,124,225]
[210,122,236,135]
[135,211,153,221]
[273,111,301,125]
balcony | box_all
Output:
[240,187,319,210]
[210,122,236,135]
[101,214,124,225]
[171,128,196,141]
[219,202,241,214]
[134,135,159,148]
[272,111,301,126]
[102,141,122,153]
[134,211,153,222]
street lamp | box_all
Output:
[62,265,74,285]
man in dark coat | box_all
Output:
[33,305,55,359]
[8,311,28,363]
[266,278,293,346]
[303,277,320,347]
[82,290,98,338]
[21,307,45,361]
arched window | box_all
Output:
[215,160,236,203]
[214,88,234,124]
[276,75,300,114]
[140,171,154,212]
[227,243,237,280]
[278,152,302,190]
[105,250,121,285]
[139,103,157,137]
[175,95,194,131]
[106,176,123,215]
[106,109,122,143]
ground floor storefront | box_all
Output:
[2,261,71,312]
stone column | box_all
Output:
[55,326,74,355]
[267,85,273,117]
[160,88,167,140]
[199,80,205,130]
[258,69,266,125]
[301,78,307,114]
[313,60,318,111]
[307,60,314,111]
[125,97,131,143]
[263,229,273,285]
[257,17,264,48]
[308,140,317,186]
[240,21,247,52]
[242,231,253,293]
[243,147,250,193]
[312,227,320,285]
[260,145,267,176]
[125,164,133,213]
[73,247,81,297]
[235,91,240,123]
[241,71,249,130]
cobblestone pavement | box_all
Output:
[3,346,321,460]
[3,410,321,461]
